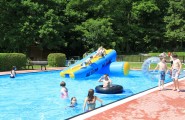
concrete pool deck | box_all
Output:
[1,68,185,120]
[0,67,64,75]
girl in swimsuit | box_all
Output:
[83,89,103,112]
[60,81,68,99]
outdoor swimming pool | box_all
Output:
[0,70,183,120]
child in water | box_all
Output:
[10,66,16,78]
[69,97,77,107]
[65,97,77,109]
[60,81,68,99]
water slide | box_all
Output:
[60,49,130,78]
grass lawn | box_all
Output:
[25,65,49,70]
[129,62,172,70]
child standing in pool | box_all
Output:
[10,66,16,78]
[154,57,168,90]
[60,81,68,99]
[83,89,103,112]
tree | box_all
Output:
[75,18,115,52]
[164,0,185,50]
[0,0,67,53]
[131,0,168,52]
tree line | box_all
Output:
[0,0,185,57]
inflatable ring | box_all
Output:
[95,84,123,94]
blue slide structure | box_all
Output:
[60,49,130,78]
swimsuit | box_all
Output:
[87,103,96,111]
[159,71,165,80]
[61,89,68,99]
[172,69,179,79]
[87,96,96,111]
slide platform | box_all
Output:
[60,49,130,78]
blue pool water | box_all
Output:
[0,70,184,120]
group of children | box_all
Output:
[154,52,182,92]
[60,81,77,108]
[81,46,106,67]
[60,73,112,111]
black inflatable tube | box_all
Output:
[95,84,123,94]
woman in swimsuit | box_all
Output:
[83,89,103,112]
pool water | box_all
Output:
[0,70,184,120]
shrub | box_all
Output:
[0,53,27,71]
[47,53,66,67]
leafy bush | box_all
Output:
[47,53,66,67]
[0,53,27,71]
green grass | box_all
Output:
[129,62,171,70]
[25,65,49,70]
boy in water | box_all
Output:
[154,57,168,90]
[98,74,112,88]
[10,66,16,78]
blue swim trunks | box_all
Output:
[159,71,165,80]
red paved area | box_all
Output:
[86,80,185,120]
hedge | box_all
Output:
[47,53,66,67]
[0,53,27,71]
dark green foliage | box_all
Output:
[0,53,27,71]
[164,0,185,50]
[47,53,66,67]
[0,0,184,56]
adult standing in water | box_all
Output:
[171,54,182,92]
[83,89,103,112]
